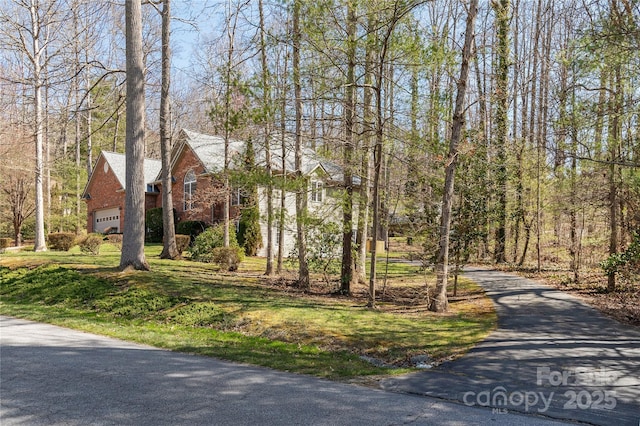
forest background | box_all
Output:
[1,0,638,311]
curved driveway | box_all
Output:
[381,267,640,426]
[0,315,568,426]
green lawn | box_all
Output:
[0,243,496,380]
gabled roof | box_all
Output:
[180,129,245,174]
[83,151,162,197]
[101,151,126,188]
[173,129,359,185]
[100,151,162,189]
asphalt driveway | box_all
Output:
[380,267,640,426]
[0,315,569,426]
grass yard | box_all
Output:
[0,243,496,380]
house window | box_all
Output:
[311,181,323,203]
[275,226,282,247]
[231,187,243,206]
[184,170,197,211]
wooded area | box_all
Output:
[1,0,638,311]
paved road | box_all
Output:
[381,267,640,426]
[0,316,570,426]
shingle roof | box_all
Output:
[179,129,358,184]
[181,129,245,174]
[101,151,162,189]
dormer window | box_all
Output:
[184,170,197,211]
[311,181,323,203]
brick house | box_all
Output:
[83,152,162,234]
[84,129,357,256]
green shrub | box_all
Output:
[47,232,77,251]
[163,301,226,327]
[105,234,123,250]
[79,233,103,255]
[601,231,640,285]
[176,220,208,242]
[212,246,244,271]
[175,234,191,255]
[288,220,341,275]
[145,207,164,243]
[238,205,262,256]
[189,224,239,263]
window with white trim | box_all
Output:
[231,187,243,206]
[275,225,281,247]
[311,181,323,203]
[184,170,197,211]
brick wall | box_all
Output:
[84,155,125,233]
[86,145,242,235]
[172,145,214,224]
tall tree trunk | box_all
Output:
[356,17,374,285]
[44,48,51,238]
[430,0,477,313]
[73,5,82,235]
[341,0,356,294]
[30,0,46,252]
[492,0,510,264]
[510,0,521,262]
[277,51,288,274]
[473,35,490,259]
[120,0,149,271]
[86,74,93,176]
[368,84,383,308]
[607,66,622,292]
[535,8,553,272]
[293,0,310,289]
[222,5,236,249]
[159,0,178,260]
[259,0,275,275]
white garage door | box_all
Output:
[94,208,120,233]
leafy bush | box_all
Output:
[79,233,103,255]
[238,205,262,256]
[105,233,123,250]
[175,234,191,255]
[289,220,341,276]
[47,232,77,251]
[189,224,239,263]
[176,220,208,243]
[211,246,244,271]
[601,231,640,285]
[145,207,164,243]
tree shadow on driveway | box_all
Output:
[380,268,640,426]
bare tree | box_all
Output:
[430,0,478,313]
[0,131,36,246]
[492,0,510,264]
[0,0,67,251]
[120,0,149,271]
[158,0,178,259]
[259,0,275,275]
[293,0,310,289]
